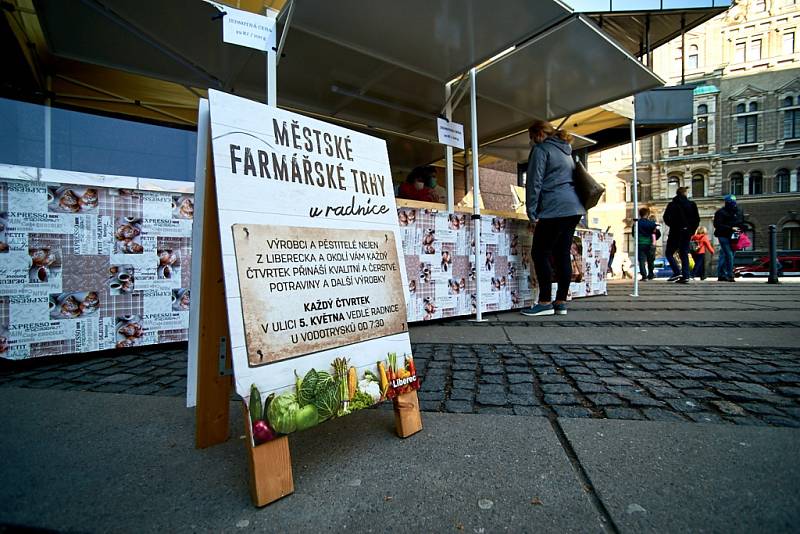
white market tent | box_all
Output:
[29,0,664,317]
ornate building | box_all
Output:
[591,0,800,268]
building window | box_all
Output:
[784,32,796,55]
[697,116,708,145]
[730,173,744,196]
[784,222,800,249]
[691,174,705,198]
[736,115,758,143]
[735,41,746,63]
[776,169,791,193]
[783,101,800,139]
[754,0,766,11]
[735,102,758,144]
[750,39,762,61]
[667,176,680,198]
[749,171,763,195]
[687,45,699,70]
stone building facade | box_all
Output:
[591,0,800,270]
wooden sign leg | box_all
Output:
[393,390,423,438]
[195,133,233,449]
[242,405,294,506]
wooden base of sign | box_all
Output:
[195,131,233,449]
[393,390,423,438]
[242,406,294,507]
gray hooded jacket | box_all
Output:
[525,137,586,221]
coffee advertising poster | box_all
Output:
[0,172,193,360]
[208,90,418,445]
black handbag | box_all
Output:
[573,160,605,210]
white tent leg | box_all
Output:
[44,75,52,169]
[469,67,484,321]
[445,83,454,212]
[266,10,277,106]
[630,112,639,298]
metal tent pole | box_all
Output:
[469,67,484,321]
[44,75,52,169]
[445,82,455,212]
[630,109,639,298]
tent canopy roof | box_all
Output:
[22,0,666,170]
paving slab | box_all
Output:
[0,387,600,533]
[504,326,799,347]
[492,310,800,323]
[409,324,511,344]
[560,418,800,533]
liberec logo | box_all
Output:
[391,374,417,389]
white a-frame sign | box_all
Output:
[190,91,422,507]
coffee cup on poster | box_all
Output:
[124,216,137,223]
[48,298,56,310]
[109,281,122,291]
[117,272,131,282]
[46,190,55,203]
[171,292,177,303]
[32,266,49,283]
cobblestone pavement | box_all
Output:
[2,341,799,428]
[0,344,189,397]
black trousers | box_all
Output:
[531,215,582,303]
[665,230,691,279]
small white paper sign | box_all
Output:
[437,118,465,150]
[209,2,275,52]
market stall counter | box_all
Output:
[0,166,611,361]
[396,199,612,322]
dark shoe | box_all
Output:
[727,277,736,282]
[640,276,648,282]
[521,303,554,316]
[717,277,727,282]
[675,277,690,284]
[647,274,655,280]
[700,276,706,280]
[667,275,681,282]
[554,303,567,315]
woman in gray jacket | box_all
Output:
[521,120,586,316]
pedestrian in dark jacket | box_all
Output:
[633,207,660,280]
[713,194,743,282]
[663,187,700,283]
[522,120,586,317]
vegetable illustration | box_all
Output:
[295,403,319,431]
[252,420,274,444]
[358,377,381,404]
[309,370,339,421]
[332,357,350,417]
[406,354,416,376]
[296,368,319,407]
[349,389,375,411]
[377,361,389,397]
[347,366,357,400]
[249,384,263,422]
[267,391,299,434]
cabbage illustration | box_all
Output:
[296,368,318,407]
[313,377,340,421]
[267,391,299,434]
